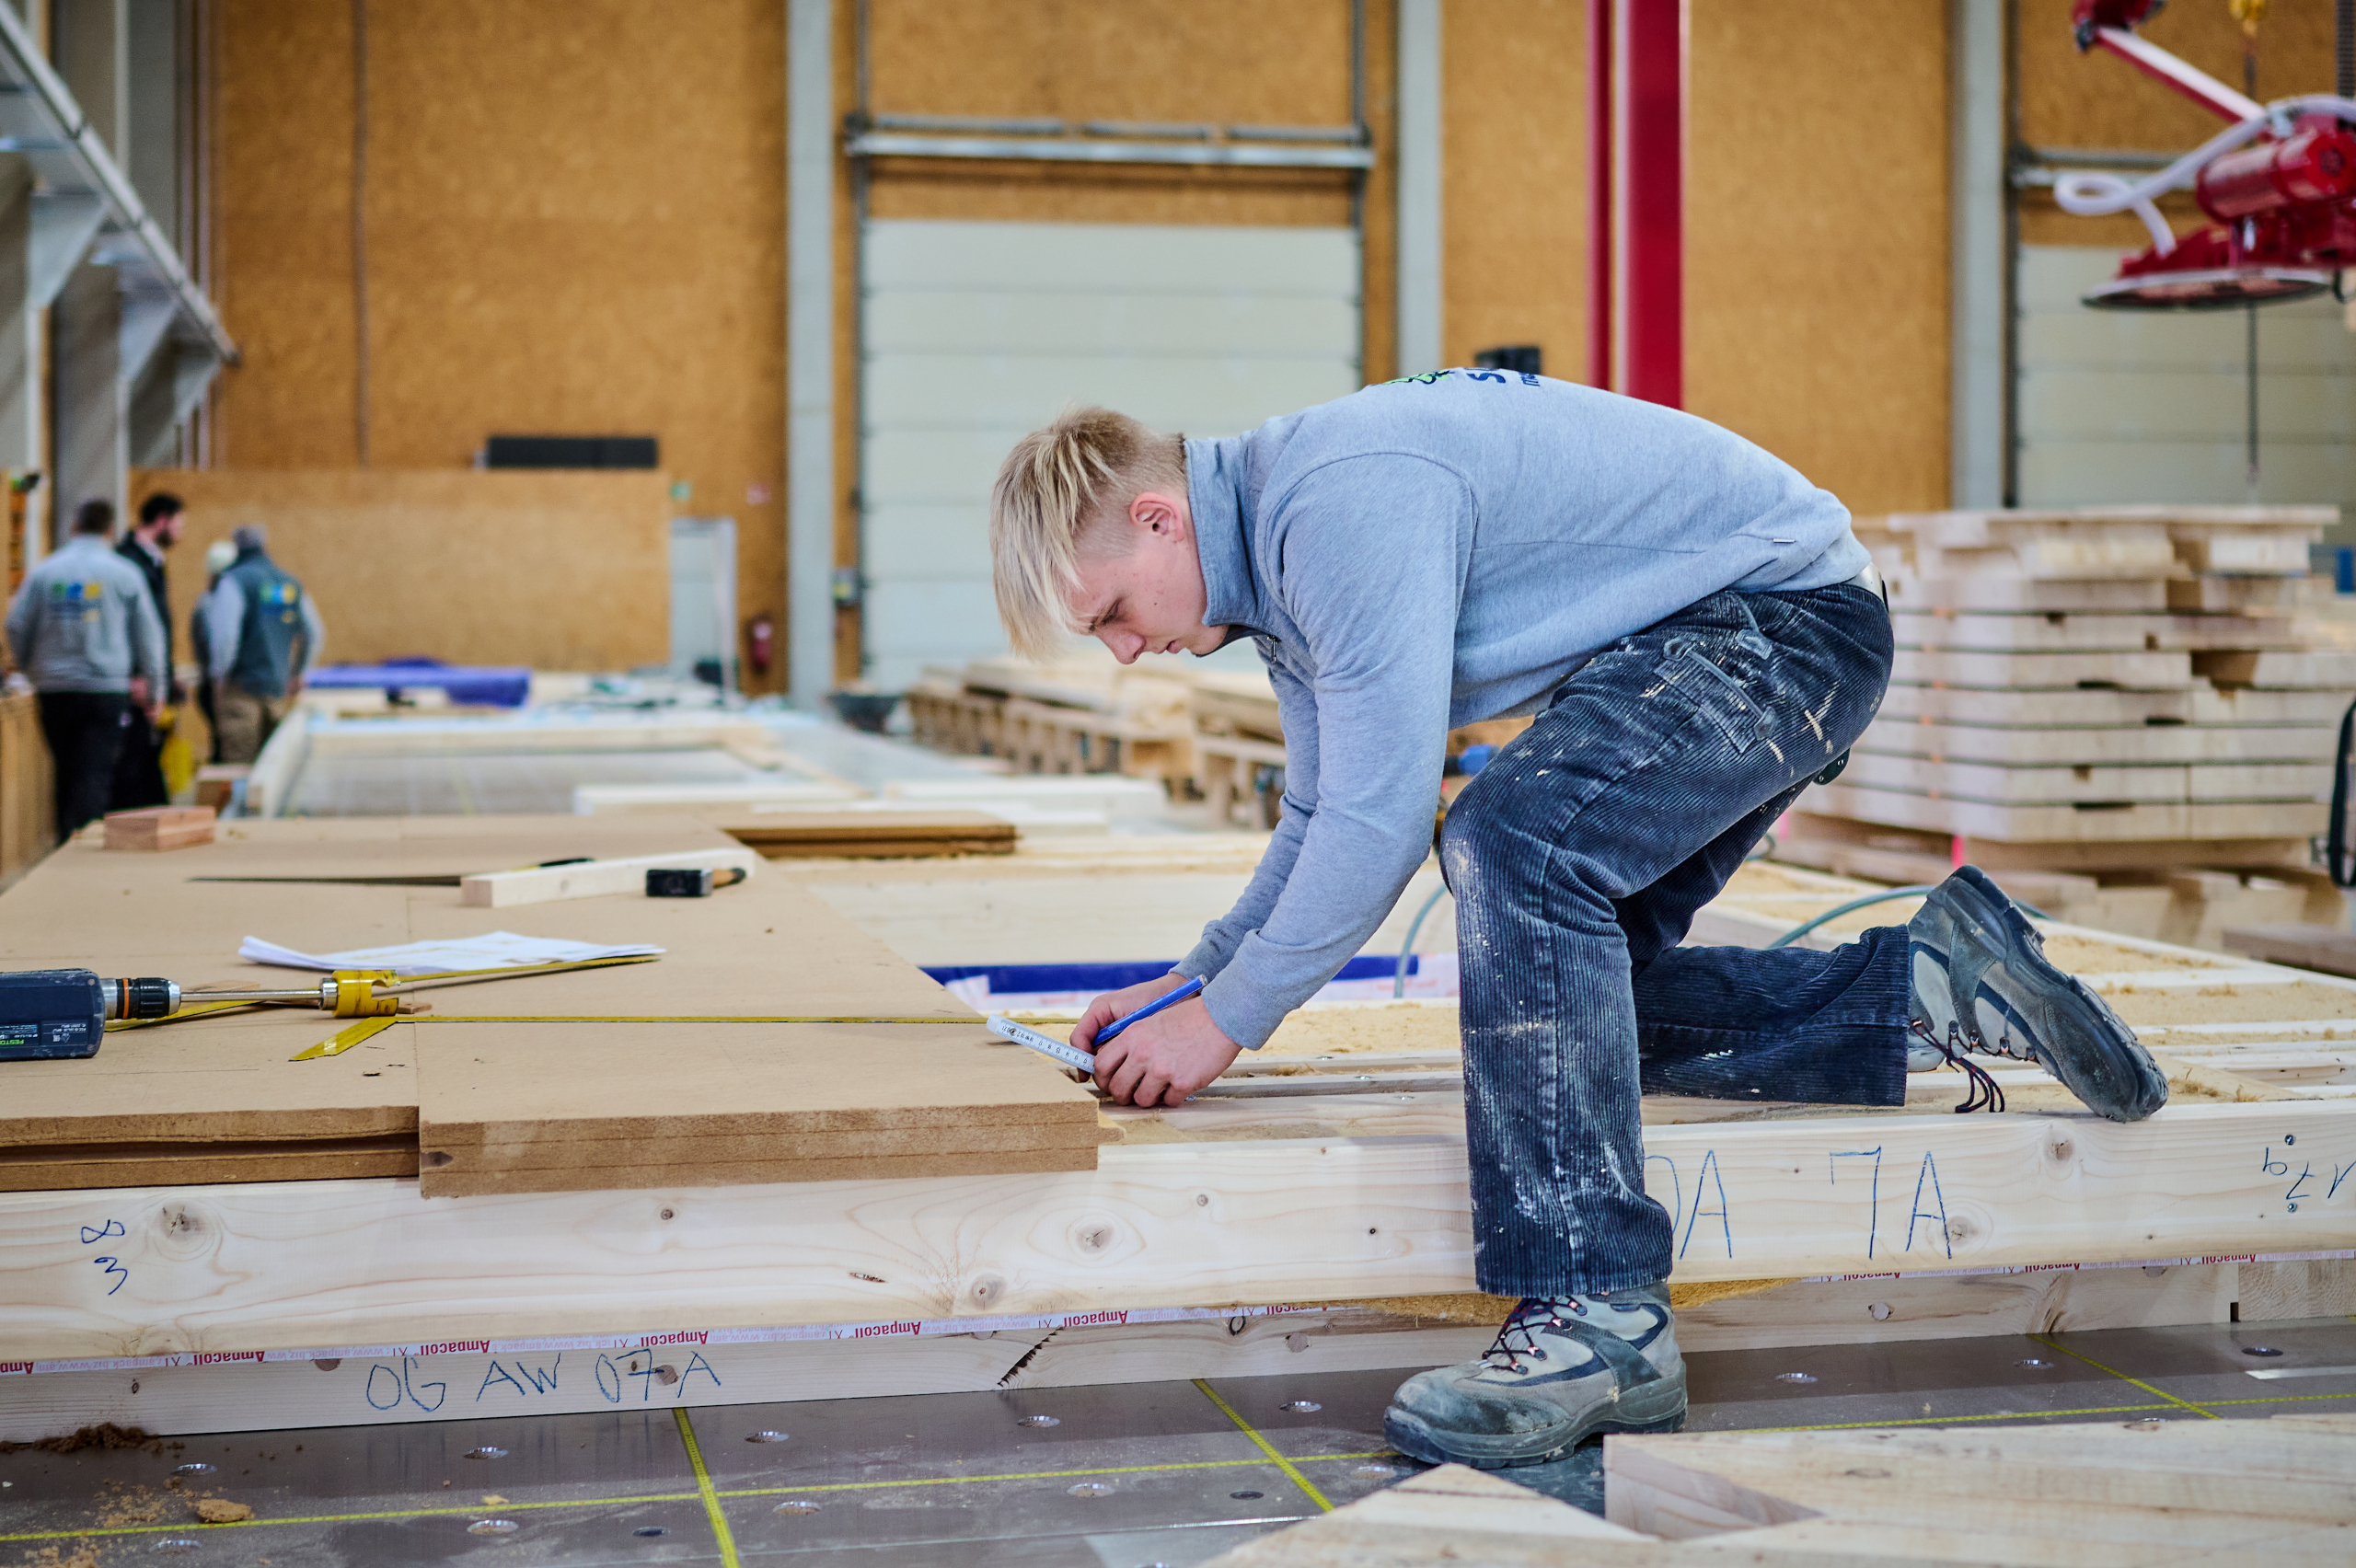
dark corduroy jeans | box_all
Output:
[1442,582,1905,1298]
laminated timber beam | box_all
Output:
[4,1097,2352,1365]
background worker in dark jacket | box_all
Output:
[109,491,185,809]
[199,524,324,763]
[3,500,167,839]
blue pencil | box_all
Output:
[1093,974,1207,1045]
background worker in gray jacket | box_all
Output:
[987,375,2164,1471]
[4,499,167,840]
[199,524,324,763]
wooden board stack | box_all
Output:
[1790,506,2353,938]
[1210,1417,2356,1567]
[907,653,1200,790]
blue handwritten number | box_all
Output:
[2262,1147,2290,1176]
[91,1257,127,1296]
[2330,1163,2353,1201]
[1830,1148,1885,1260]
[365,1364,404,1411]
[2285,1163,2314,1205]
[80,1220,125,1245]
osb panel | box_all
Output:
[1440,0,1585,377]
[210,0,358,469]
[2018,0,2340,155]
[1685,0,1950,517]
[209,0,788,688]
[865,0,1356,124]
[126,469,670,672]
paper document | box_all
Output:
[239,932,664,976]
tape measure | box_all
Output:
[987,1013,1097,1074]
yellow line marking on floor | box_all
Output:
[2030,1334,2221,1419]
[1194,1378,1335,1513]
[1745,1378,2356,1434]
[674,1407,744,1568]
[0,1451,1393,1545]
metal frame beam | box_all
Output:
[787,0,835,709]
[1394,0,1443,375]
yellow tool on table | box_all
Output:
[0,956,659,1065]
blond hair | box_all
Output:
[989,406,1185,659]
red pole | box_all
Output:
[1585,0,1615,389]
[1619,0,1684,408]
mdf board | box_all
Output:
[414,1020,1109,1196]
[2015,248,2356,507]
[857,220,1361,690]
[126,469,672,673]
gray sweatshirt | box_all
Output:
[4,534,167,696]
[1174,371,1867,1049]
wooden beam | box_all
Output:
[5,1099,2351,1363]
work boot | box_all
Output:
[1382,1284,1685,1470]
[1907,866,2166,1122]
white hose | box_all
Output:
[2053,94,2356,256]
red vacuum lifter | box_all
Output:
[2065,0,2356,308]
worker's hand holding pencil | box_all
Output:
[988,973,1242,1107]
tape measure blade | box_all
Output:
[293,1015,397,1062]
[986,1013,1094,1073]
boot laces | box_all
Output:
[1911,1018,2007,1113]
[1483,1297,1585,1374]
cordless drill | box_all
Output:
[0,970,181,1061]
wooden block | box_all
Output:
[456,846,761,906]
[1891,609,2166,651]
[2171,574,2311,613]
[1843,752,2193,805]
[191,764,248,814]
[1859,716,2337,766]
[719,811,1018,859]
[1887,571,2168,614]
[1891,648,2195,688]
[414,1021,1105,1195]
[2195,649,2356,689]
[2223,923,2356,978]
[2237,1257,2356,1320]
[1807,781,2327,842]
[101,805,216,852]
[2175,530,2317,574]
[1878,683,2197,725]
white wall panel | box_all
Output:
[2015,247,2356,507]
[859,219,1362,690]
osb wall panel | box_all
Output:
[1439,0,1585,378]
[127,470,670,673]
[1685,0,1950,517]
[208,0,787,687]
[210,0,360,467]
[2016,0,2342,248]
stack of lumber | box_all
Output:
[1209,1416,2356,1567]
[1788,505,2352,943]
[0,815,1107,1195]
[906,653,1199,789]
